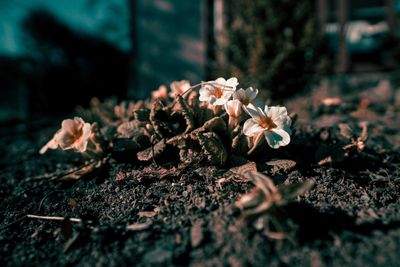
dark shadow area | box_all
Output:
[287,202,400,244]
[0,10,130,122]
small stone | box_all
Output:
[360,195,370,202]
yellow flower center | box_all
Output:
[258,116,277,131]
[210,87,224,99]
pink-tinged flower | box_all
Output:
[233,87,258,106]
[243,104,292,149]
[169,80,191,98]
[40,117,92,154]
[151,85,168,100]
[225,99,243,118]
[225,99,243,129]
[199,77,238,106]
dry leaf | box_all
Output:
[137,139,167,162]
[150,100,174,138]
[117,120,147,139]
[196,132,227,166]
[225,161,257,182]
[338,123,353,140]
[265,159,297,175]
[175,94,195,133]
[68,198,77,210]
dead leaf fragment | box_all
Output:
[225,161,257,182]
[265,159,297,175]
[117,120,147,139]
[126,221,152,231]
[138,211,157,218]
[137,139,167,161]
[338,123,353,140]
[196,132,227,166]
[175,94,195,133]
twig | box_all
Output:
[24,160,96,181]
[150,135,158,167]
[0,214,86,232]
[51,160,97,181]
[36,190,64,213]
[27,214,83,223]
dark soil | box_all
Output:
[1,77,400,267]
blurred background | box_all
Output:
[1,0,400,124]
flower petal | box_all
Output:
[226,77,239,88]
[56,132,76,150]
[61,119,78,135]
[233,88,246,101]
[264,129,291,149]
[215,77,227,86]
[75,139,89,152]
[222,90,234,100]
[245,87,258,102]
[39,134,59,154]
[243,119,264,137]
[225,99,242,117]
[266,106,288,119]
[74,123,92,152]
[212,96,228,106]
[244,103,265,119]
[199,87,211,101]
[275,116,292,135]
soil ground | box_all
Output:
[1,75,400,267]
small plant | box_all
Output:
[339,121,368,152]
[317,121,369,166]
[235,171,313,240]
[39,77,294,179]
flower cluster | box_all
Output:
[40,77,293,165]
[199,77,292,149]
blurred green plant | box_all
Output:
[217,0,318,99]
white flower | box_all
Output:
[40,117,92,154]
[233,87,258,106]
[169,80,191,98]
[199,77,238,106]
[243,104,292,149]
